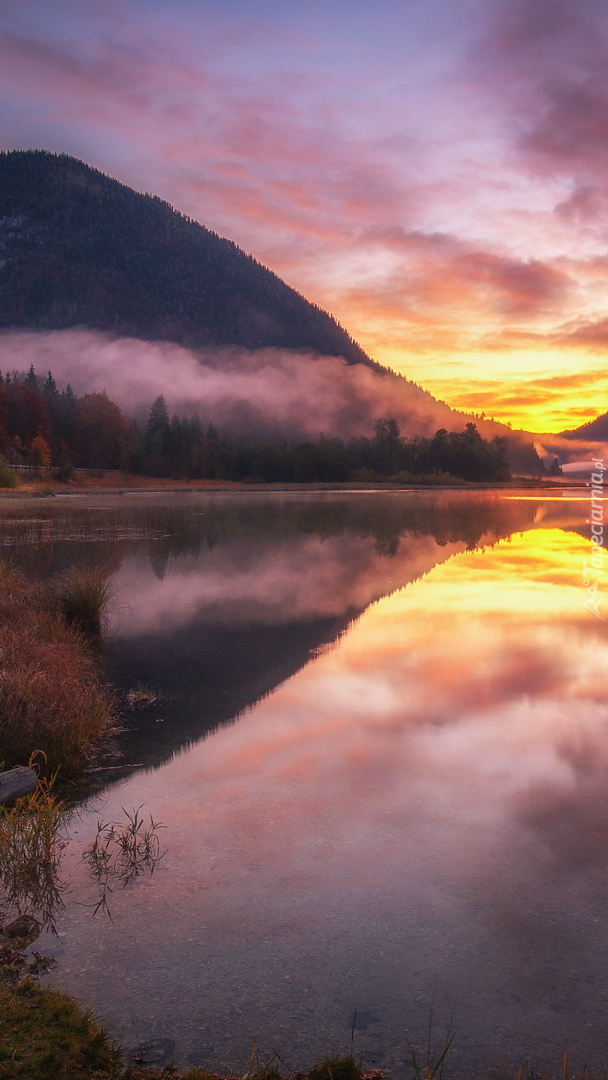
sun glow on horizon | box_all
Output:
[334,333,607,434]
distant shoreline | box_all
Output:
[0,471,580,498]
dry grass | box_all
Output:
[52,566,113,637]
[0,774,67,931]
[496,1051,608,1080]
[0,561,118,777]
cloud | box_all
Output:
[341,228,571,327]
[555,316,608,347]
[522,74,608,177]
[0,3,410,250]
[554,183,608,222]
[472,0,608,192]
[528,369,608,390]
[423,363,608,436]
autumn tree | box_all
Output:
[29,435,52,469]
[4,384,52,458]
[72,392,131,469]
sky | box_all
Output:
[1,0,608,433]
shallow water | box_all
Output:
[6,489,608,1076]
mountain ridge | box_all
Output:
[558,413,608,443]
[0,149,378,366]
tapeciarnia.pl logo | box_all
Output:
[582,459,605,620]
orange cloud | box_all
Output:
[2,0,608,439]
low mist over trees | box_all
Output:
[0,366,514,483]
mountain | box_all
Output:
[559,413,608,442]
[0,149,544,473]
[0,149,375,365]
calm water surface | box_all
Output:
[5,489,608,1076]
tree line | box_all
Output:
[0,367,512,483]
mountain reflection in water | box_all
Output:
[98,490,573,770]
[12,490,607,1076]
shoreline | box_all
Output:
[0,470,579,498]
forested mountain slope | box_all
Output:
[0,150,375,364]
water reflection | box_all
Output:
[99,491,582,770]
[26,493,608,1077]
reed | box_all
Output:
[52,565,113,637]
[0,560,117,777]
[0,771,67,930]
[82,806,166,918]
[407,990,456,1080]
[497,1050,608,1080]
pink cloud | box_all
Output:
[335,229,571,340]
[471,0,608,200]
[1,0,608,431]
[555,316,608,347]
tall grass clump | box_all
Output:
[0,561,117,777]
[52,565,112,637]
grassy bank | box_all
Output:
[0,561,117,778]
[0,979,604,1080]
[0,466,577,498]
[0,979,373,1080]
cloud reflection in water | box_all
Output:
[49,520,608,1075]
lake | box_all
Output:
[3,487,608,1076]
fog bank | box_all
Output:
[0,329,476,441]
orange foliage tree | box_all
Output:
[29,435,52,469]
[72,393,131,469]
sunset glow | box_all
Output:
[2,0,608,431]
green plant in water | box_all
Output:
[242,1043,292,1080]
[0,775,166,932]
[82,805,166,917]
[126,683,159,708]
[407,989,456,1080]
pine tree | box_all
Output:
[145,396,169,445]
